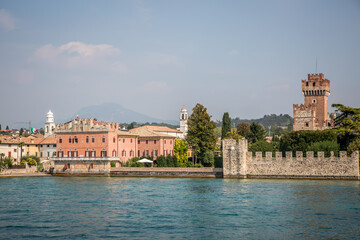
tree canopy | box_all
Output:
[248,123,266,143]
[186,103,217,162]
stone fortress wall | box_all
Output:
[223,139,360,180]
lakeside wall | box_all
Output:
[111,167,223,178]
[223,139,360,180]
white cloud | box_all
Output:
[33,41,121,67]
[110,62,129,73]
[0,9,15,31]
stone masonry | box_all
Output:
[223,139,360,179]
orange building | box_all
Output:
[129,126,175,159]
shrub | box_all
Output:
[307,140,340,157]
[110,161,116,168]
[194,163,203,168]
[202,151,214,167]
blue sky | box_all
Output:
[0,0,359,128]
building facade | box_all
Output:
[293,73,334,131]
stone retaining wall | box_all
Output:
[223,139,360,180]
[110,167,223,178]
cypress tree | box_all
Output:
[221,112,231,139]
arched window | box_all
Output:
[92,136,95,143]
[113,137,116,143]
[69,137,72,143]
[313,82,316,87]
[122,150,126,157]
[86,136,89,143]
[112,150,116,157]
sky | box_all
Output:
[0,0,359,128]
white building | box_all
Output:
[178,107,188,136]
[44,110,56,138]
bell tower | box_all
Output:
[44,110,56,137]
[179,107,188,135]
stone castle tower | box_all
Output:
[179,107,188,135]
[293,73,334,131]
[44,110,56,137]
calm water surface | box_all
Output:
[0,177,359,239]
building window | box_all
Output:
[92,137,95,143]
[13,149,16,152]
[68,151,72,157]
[164,150,167,156]
[85,150,89,157]
[90,163,94,169]
[130,150,134,157]
[123,139,125,143]
[313,82,316,87]
[138,150,140,157]
[113,137,116,143]
[146,140,148,144]
[313,99,316,103]
[69,137,72,143]
[74,137,78,143]
[92,150,96,157]
[53,145,56,148]
[102,136,106,143]
[113,150,116,157]
[154,150,158,157]
[145,150,149,156]
[74,151,78,157]
[59,138,62,143]
[122,150,126,157]
[154,140,157,144]
[47,145,50,147]
[138,140,140,144]
[131,139,133,143]
[305,122,309,127]
[86,136,89,143]
[101,150,107,157]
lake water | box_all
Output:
[0,177,359,239]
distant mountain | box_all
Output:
[69,103,178,125]
[217,114,293,129]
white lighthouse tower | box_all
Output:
[179,107,188,135]
[44,110,56,137]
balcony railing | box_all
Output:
[51,157,119,161]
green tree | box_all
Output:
[19,128,24,136]
[307,140,340,157]
[225,128,243,143]
[202,151,214,167]
[6,125,9,130]
[347,138,360,154]
[249,140,274,156]
[174,139,188,167]
[221,112,231,140]
[186,103,217,164]
[237,123,250,138]
[214,127,222,138]
[248,123,266,143]
[332,104,360,149]
[279,130,337,154]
